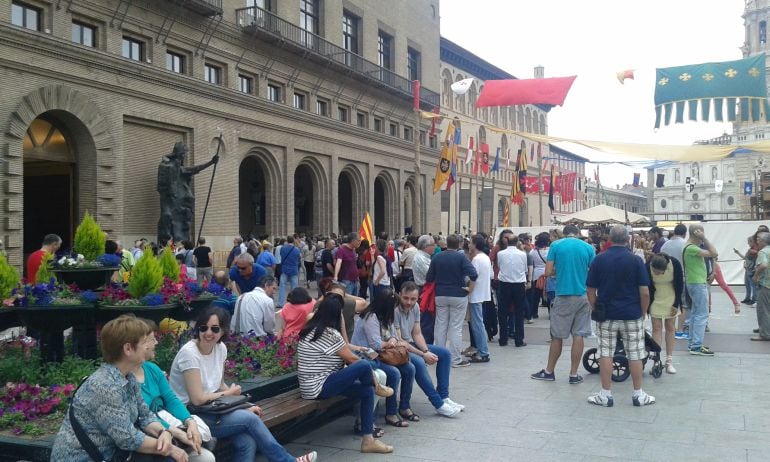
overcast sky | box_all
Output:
[440,0,747,188]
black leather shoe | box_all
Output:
[498,340,508,346]
[515,342,527,347]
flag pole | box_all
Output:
[413,80,422,235]
[538,147,544,226]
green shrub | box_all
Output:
[0,254,19,299]
[158,246,180,282]
[0,347,41,384]
[34,252,56,284]
[41,355,99,386]
[127,250,163,298]
[73,211,105,262]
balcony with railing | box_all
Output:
[235,6,439,109]
[171,0,223,16]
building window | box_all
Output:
[11,2,40,31]
[204,63,222,85]
[293,92,306,110]
[429,135,437,148]
[316,98,329,116]
[166,51,185,74]
[761,21,767,45]
[338,105,350,123]
[356,112,368,128]
[238,74,254,94]
[378,30,393,70]
[403,126,413,141]
[72,21,95,47]
[374,117,383,132]
[267,82,282,102]
[389,122,398,136]
[342,12,358,54]
[122,36,144,61]
[300,0,319,35]
[407,47,420,81]
[247,0,272,9]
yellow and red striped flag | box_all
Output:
[502,202,509,226]
[358,212,373,244]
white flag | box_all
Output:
[451,78,474,95]
[715,179,723,193]
[465,136,475,164]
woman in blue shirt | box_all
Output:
[135,319,215,462]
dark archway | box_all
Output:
[239,156,268,238]
[338,171,353,234]
[374,177,386,238]
[294,164,315,233]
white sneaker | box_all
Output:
[632,390,656,407]
[437,402,460,418]
[587,392,614,407]
[444,397,465,411]
[665,362,677,374]
[296,451,317,462]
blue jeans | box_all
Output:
[278,273,298,306]
[686,283,709,350]
[408,343,451,409]
[746,270,757,301]
[201,409,293,462]
[420,310,435,345]
[468,302,489,357]
[342,279,359,296]
[318,360,375,435]
[373,358,415,415]
[372,283,390,302]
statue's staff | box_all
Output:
[197,132,223,241]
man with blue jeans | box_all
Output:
[394,282,464,417]
[682,224,718,356]
[278,236,301,307]
[467,234,492,362]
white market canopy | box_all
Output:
[557,204,650,226]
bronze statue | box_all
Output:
[157,142,218,244]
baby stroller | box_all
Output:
[582,330,663,381]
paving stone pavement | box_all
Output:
[261,287,770,462]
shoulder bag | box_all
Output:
[186,394,252,415]
[534,249,547,291]
[378,345,409,366]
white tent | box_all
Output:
[557,204,650,226]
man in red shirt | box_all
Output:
[26,234,62,282]
[334,232,362,296]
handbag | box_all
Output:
[378,345,409,366]
[186,394,252,415]
[534,249,547,291]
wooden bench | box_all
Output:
[261,389,348,429]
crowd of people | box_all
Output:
[43,219,768,460]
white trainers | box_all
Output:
[296,451,318,462]
[437,402,461,418]
[665,361,677,374]
[443,397,465,412]
[587,392,614,407]
[632,390,656,407]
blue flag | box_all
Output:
[744,181,753,196]
[491,147,500,173]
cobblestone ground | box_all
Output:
[266,286,770,462]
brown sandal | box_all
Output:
[384,415,409,427]
[399,410,420,422]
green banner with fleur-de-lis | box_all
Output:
[654,54,768,128]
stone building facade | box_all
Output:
[0,0,442,267]
[586,182,648,215]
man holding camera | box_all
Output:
[586,225,653,407]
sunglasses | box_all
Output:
[198,325,222,334]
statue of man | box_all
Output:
[157,142,219,244]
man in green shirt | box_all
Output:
[682,225,718,356]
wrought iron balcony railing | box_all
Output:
[235,6,439,109]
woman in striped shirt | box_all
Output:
[297,294,395,454]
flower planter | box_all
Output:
[14,304,96,362]
[96,302,177,324]
[0,433,54,462]
[52,267,118,291]
[239,371,298,401]
[0,308,21,332]
[170,296,217,322]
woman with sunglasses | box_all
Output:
[168,307,317,462]
[298,295,394,454]
[351,289,417,428]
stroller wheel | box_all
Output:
[611,355,630,382]
[651,362,663,378]
[582,348,600,374]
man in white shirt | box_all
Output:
[496,233,529,347]
[467,234,492,362]
[231,276,279,337]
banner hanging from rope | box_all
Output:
[476,76,577,107]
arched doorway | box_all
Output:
[403,178,418,234]
[338,172,354,234]
[294,164,315,233]
[374,177,386,239]
[238,156,268,238]
[22,112,97,256]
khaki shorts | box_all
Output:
[598,318,645,361]
[549,295,592,339]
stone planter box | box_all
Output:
[52,267,118,290]
[169,296,217,322]
[97,302,177,324]
[14,304,97,362]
